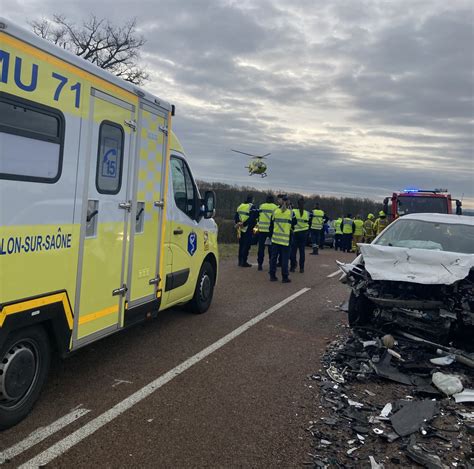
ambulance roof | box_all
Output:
[0,17,172,112]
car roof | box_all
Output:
[399,213,474,226]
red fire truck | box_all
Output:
[383,189,462,220]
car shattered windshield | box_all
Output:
[375,219,474,254]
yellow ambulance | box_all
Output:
[0,17,218,429]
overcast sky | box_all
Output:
[6,0,474,206]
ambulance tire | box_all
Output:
[189,261,215,314]
[0,326,51,431]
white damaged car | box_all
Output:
[340,213,474,348]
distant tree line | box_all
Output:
[197,181,383,243]
[197,181,382,220]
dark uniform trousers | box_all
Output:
[238,230,252,265]
[342,233,353,252]
[257,231,272,266]
[270,243,290,279]
[290,231,308,270]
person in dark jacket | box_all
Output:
[235,194,258,267]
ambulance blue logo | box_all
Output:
[188,232,197,256]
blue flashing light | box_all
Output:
[403,188,419,193]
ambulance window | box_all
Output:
[96,121,124,194]
[171,157,187,213]
[171,156,197,219]
[0,93,64,183]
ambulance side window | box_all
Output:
[171,156,197,219]
[0,93,64,183]
[96,121,124,195]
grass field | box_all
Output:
[218,243,239,260]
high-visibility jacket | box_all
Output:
[292,209,310,232]
[364,219,374,236]
[271,208,293,246]
[354,219,364,236]
[335,218,343,235]
[258,202,278,233]
[311,209,325,230]
[374,217,389,235]
[342,217,354,234]
[237,203,252,233]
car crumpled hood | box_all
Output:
[358,244,474,285]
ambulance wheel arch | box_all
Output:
[188,254,217,314]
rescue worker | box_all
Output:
[363,213,375,243]
[373,210,389,236]
[319,215,329,249]
[334,216,343,251]
[352,214,364,253]
[310,203,325,255]
[235,194,258,267]
[269,195,296,283]
[341,213,355,253]
[257,194,278,271]
[290,197,310,273]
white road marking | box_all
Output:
[19,288,311,468]
[0,407,90,464]
[327,269,341,278]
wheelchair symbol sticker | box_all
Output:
[188,232,197,256]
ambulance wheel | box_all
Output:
[0,326,51,430]
[189,261,215,314]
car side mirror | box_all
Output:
[202,191,216,219]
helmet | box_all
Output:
[379,210,386,217]
[367,213,374,219]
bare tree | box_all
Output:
[31,15,149,85]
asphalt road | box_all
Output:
[0,247,355,468]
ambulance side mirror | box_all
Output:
[202,191,216,219]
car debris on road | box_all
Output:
[307,325,473,468]
[306,213,474,467]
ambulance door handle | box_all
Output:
[173,227,183,235]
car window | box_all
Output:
[375,219,474,254]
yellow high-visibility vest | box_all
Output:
[271,208,292,246]
[335,218,343,234]
[258,203,277,233]
[342,218,354,234]
[292,209,310,232]
[374,217,389,235]
[364,219,374,236]
[354,219,364,236]
[237,203,251,233]
[311,209,324,230]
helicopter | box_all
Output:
[231,149,270,178]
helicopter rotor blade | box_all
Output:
[231,149,256,157]
[231,149,271,158]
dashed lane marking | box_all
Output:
[18,288,311,468]
[327,269,341,278]
[0,407,90,464]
